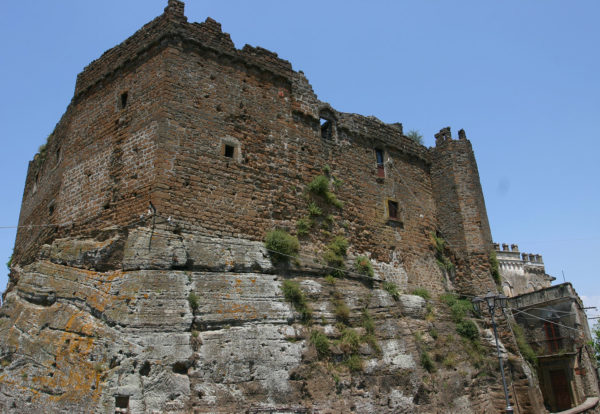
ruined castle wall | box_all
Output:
[149,34,451,292]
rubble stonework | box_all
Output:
[3,1,594,412]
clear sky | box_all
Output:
[1,1,598,321]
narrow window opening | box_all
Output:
[375,149,385,178]
[388,200,399,220]
[544,321,561,353]
[320,117,332,139]
[224,144,235,158]
[115,395,129,413]
[120,92,128,109]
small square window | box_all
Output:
[388,200,399,220]
[224,144,235,158]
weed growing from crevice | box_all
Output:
[383,281,400,301]
[188,292,199,312]
[281,280,312,323]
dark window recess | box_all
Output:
[388,200,399,220]
[320,118,332,139]
[224,144,235,158]
[115,395,129,411]
[375,149,385,178]
[120,92,128,109]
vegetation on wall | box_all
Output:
[307,175,343,209]
[489,250,501,286]
[512,323,537,366]
[440,293,479,341]
[6,253,12,271]
[323,236,348,278]
[281,280,312,323]
[354,256,374,278]
[431,232,455,274]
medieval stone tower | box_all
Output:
[1,1,546,412]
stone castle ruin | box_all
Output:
[1,1,598,412]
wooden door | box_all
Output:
[549,369,572,411]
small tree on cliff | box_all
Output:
[592,322,600,363]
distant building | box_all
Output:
[494,242,555,297]
[498,243,599,412]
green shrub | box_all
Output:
[322,164,331,175]
[265,229,299,263]
[592,322,600,364]
[440,294,473,323]
[6,253,12,270]
[513,323,537,366]
[412,288,430,300]
[355,256,374,278]
[307,175,330,195]
[281,280,312,323]
[296,217,312,236]
[329,236,348,256]
[188,292,199,311]
[310,330,330,358]
[281,280,304,304]
[345,354,363,372]
[420,351,435,373]
[456,320,479,340]
[308,202,322,217]
[383,281,400,301]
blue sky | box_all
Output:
[1,1,599,320]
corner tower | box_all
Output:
[430,127,495,294]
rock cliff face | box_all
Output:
[0,225,543,412]
[1,1,547,412]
